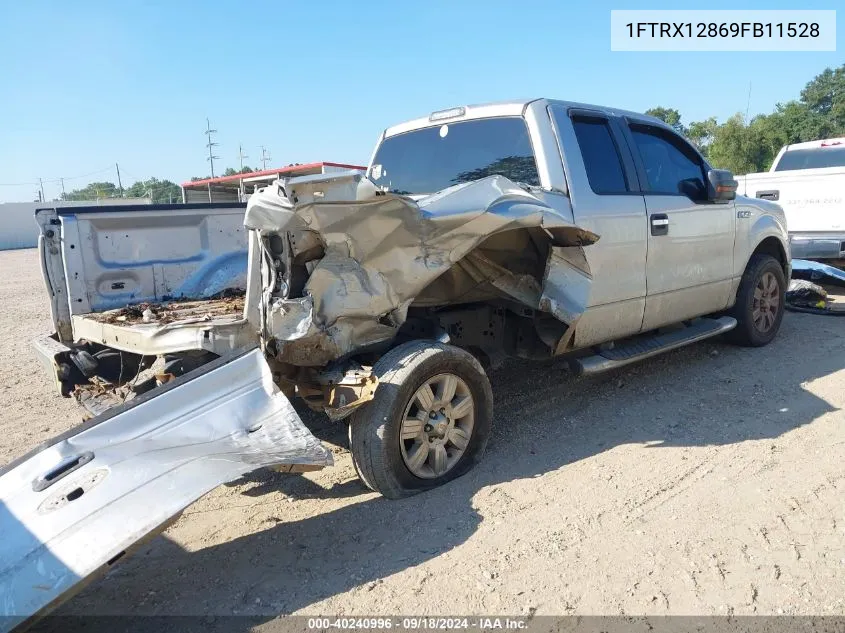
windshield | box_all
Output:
[369,117,540,195]
[774,145,845,171]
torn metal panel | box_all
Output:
[245,173,599,364]
[540,246,594,326]
[791,258,845,288]
[0,349,331,631]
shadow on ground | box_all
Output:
[36,313,844,631]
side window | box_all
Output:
[629,124,707,200]
[569,116,629,195]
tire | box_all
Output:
[726,253,786,347]
[349,341,493,499]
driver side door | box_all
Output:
[624,121,736,331]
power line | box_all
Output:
[0,165,113,187]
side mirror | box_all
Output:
[707,169,737,202]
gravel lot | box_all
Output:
[2,247,844,624]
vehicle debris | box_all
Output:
[0,348,331,632]
[97,291,245,326]
[791,258,845,288]
[786,278,845,316]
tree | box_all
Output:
[124,177,181,203]
[799,64,845,133]
[706,114,770,174]
[686,117,718,156]
[222,166,255,176]
[645,107,686,134]
[62,181,120,201]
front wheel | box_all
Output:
[349,341,493,499]
[726,253,786,347]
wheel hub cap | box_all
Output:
[752,271,780,333]
[399,373,475,479]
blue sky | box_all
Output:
[0,0,842,202]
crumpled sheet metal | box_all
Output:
[246,174,598,364]
[0,349,331,630]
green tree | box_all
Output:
[124,177,181,203]
[645,107,686,134]
[799,64,845,134]
[706,114,770,174]
[686,117,719,156]
[62,181,120,201]
[222,166,255,176]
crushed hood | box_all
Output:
[246,173,598,365]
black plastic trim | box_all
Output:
[44,202,246,217]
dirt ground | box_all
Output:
[2,247,844,623]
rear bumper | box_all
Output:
[31,333,75,397]
[789,233,845,260]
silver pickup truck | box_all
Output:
[2,98,790,627]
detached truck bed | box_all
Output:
[33,202,260,396]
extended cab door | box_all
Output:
[548,105,648,347]
[622,121,735,330]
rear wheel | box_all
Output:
[726,254,786,347]
[349,341,493,499]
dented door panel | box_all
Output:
[0,349,331,630]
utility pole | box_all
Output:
[205,118,220,203]
[260,146,271,170]
[205,119,220,178]
[60,178,66,199]
[238,144,248,172]
[238,143,250,201]
[115,163,124,196]
[38,178,45,203]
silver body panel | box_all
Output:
[0,349,330,631]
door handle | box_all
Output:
[32,452,94,492]
[650,213,669,237]
[756,190,779,201]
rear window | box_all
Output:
[369,117,540,195]
[774,146,845,171]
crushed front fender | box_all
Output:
[0,348,331,631]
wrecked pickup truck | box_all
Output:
[2,99,791,626]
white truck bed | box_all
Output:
[36,202,257,357]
